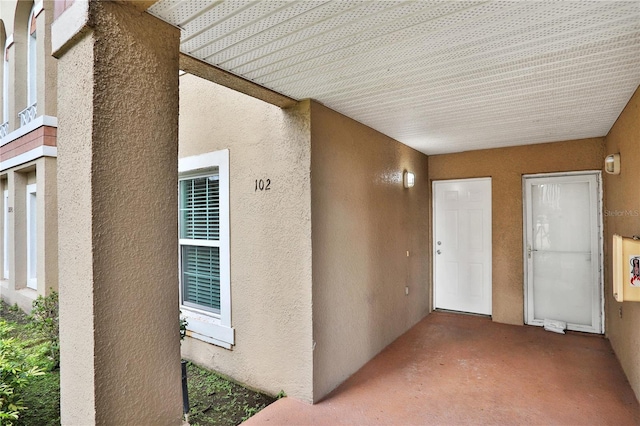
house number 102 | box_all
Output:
[255,179,271,191]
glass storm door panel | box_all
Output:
[524,173,602,333]
[433,178,492,315]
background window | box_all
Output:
[27,6,37,107]
[178,149,232,348]
[180,173,221,313]
[3,41,9,126]
[26,183,36,289]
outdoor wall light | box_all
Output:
[604,153,620,175]
[404,171,415,188]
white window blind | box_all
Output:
[180,173,221,313]
[180,176,219,240]
[181,245,220,311]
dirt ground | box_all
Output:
[185,362,277,426]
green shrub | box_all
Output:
[180,312,188,341]
[28,291,59,368]
[0,331,44,425]
[0,383,20,423]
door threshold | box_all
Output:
[433,308,492,319]
[525,322,605,336]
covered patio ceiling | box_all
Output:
[148,1,640,155]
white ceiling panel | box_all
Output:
[149,0,640,155]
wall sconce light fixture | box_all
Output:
[403,171,415,188]
[604,153,620,175]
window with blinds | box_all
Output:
[179,172,221,313]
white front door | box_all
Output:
[433,178,492,315]
[524,172,603,334]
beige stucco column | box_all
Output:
[37,157,57,296]
[54,1,182,424]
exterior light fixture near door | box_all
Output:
[604,153,620,175]
[404,171,415,188]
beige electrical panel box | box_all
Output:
[613,234,640,302]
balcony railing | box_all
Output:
[0,122,8,139]
[18,103,37,127]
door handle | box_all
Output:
[437,250,442,255]
[527,244,532,258]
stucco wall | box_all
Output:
[428,138,604,325]
[603,85,640,402]
[310,101,431,402]
[178,74,314,402]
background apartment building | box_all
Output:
[0,0,57,312]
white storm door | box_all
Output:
[524,173,602,334]
[433,178,492,315]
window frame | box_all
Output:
[3,38,9,125]
[26,183,36,289]
[26,5,37,107]
[178,149,233,349]
[179,174,222,314]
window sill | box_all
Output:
[17,287,38,300]
[181,306,234,350]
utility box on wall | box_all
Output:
[613,234,640,302]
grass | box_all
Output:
[0,300,276,425]
[185,362,276,426]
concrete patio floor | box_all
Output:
[245,311,640,425]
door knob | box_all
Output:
[437,241,442,245]
[437,250,442,255]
